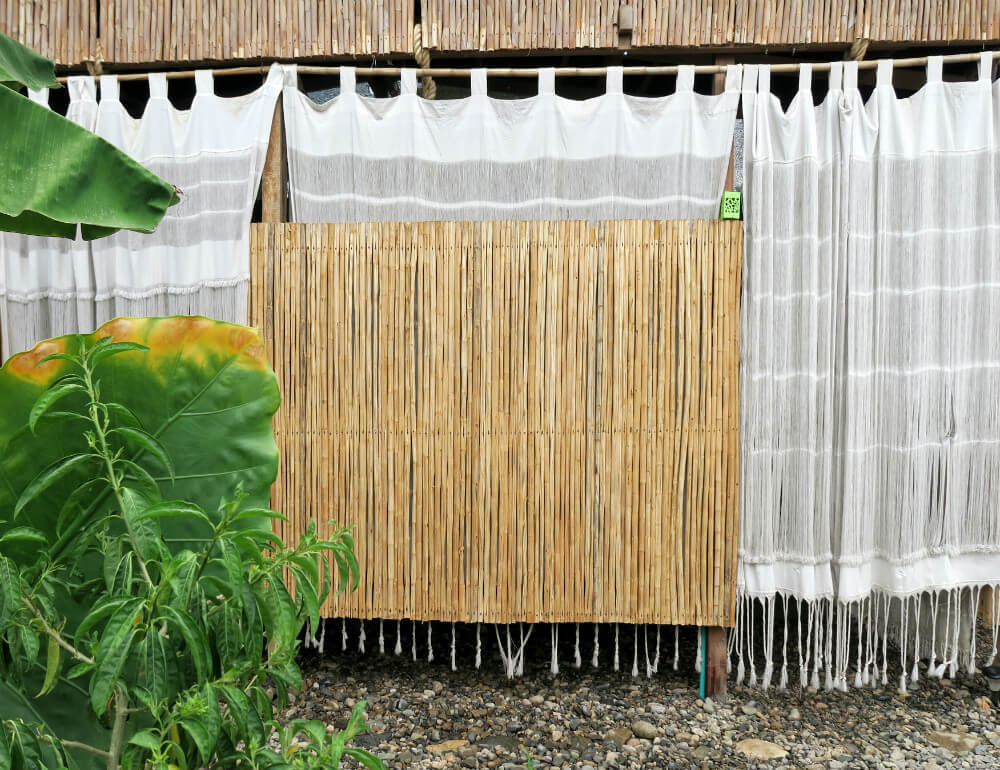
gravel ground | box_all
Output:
[285,622,1000,768]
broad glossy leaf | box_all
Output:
[13,453,93,518]
[112,427,175,481]
[0,556,22,624]
[0,31,58,90]
[120,487,166,564]
[19,625,39,664]
[138,627,168,703]
[0,526,47,547]
[160,606,210,681]
[345,747,387,770]
[179,717,213,766]
[139,501,213,530]
[90,627,137,716]
[87,341,149,368]
[93,599,143,666]
[28,382,87,432]
[127,729,161,752]
[0,62,177,240]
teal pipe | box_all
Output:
[698,627,707,699]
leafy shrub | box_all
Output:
[0,318,383,770]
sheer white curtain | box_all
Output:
[739,55,1000,691]
[0,65,282,359]
[283,64,741,223]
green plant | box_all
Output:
[0,317,383,769]
[1,32,177,239]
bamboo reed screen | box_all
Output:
[0,0,413,65]
[422,0,1000,50]
[1,0,96,64]
[249,220,741,628]
[96,0,413,62]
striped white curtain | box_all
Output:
[739,55,1000,690]
[283,64,741,223]
[0,65,282,359]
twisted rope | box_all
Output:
[413,24,437,100]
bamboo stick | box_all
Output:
[51,47,999,83]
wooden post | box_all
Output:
[261,94,287,223]
[705,54,737,699]
[260,94,285,661]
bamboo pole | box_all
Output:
[53,47,1000,82]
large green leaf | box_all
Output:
[0,32,178,240]
[0,84,180,240]
[0,31,57,91]
[0,316,280,768]
[0,316,280,554]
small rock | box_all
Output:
[529,694,545,706]
[926,730,980,754]
[740,702,758,716]
[606,727,632,747]
[648,702,667,715]
[789,707,801,721]
[631,720,658,740]
[974,696,992,712]
[428,739,468,754]
[702,698,716,714]
[735,739,788,760]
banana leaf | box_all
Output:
[0,31,179,240]
[0,30,57,90]
[0,316,281,768]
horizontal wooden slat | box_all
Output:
[249,220,742,627]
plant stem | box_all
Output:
[81,361,154,588]
[106,688,128,770]
[24,597,94,665]
[60,739,112,760]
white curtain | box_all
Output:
[0,65,282,359]
[283,64,741,223]
[739,55,1000,690]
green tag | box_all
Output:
[720,190,742,220]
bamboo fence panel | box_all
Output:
[250,219,742,628]
[95,0,412,62]
[0,0,411,65]
[4,1,1000,65]
[0,0,96,64]
[421,0,1000,50]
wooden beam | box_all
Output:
[261,94,287,223]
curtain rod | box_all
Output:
[57,49,998,83]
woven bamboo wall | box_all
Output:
[96,0,413,62]
[250,220,742,627]
[422,0,1000,50]
[0,0,413,65]
[1,0,96,64]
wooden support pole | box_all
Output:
[261,94,287,223]
[706,626,728,697]
[705,53,737,699]
[259,94,285,661]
